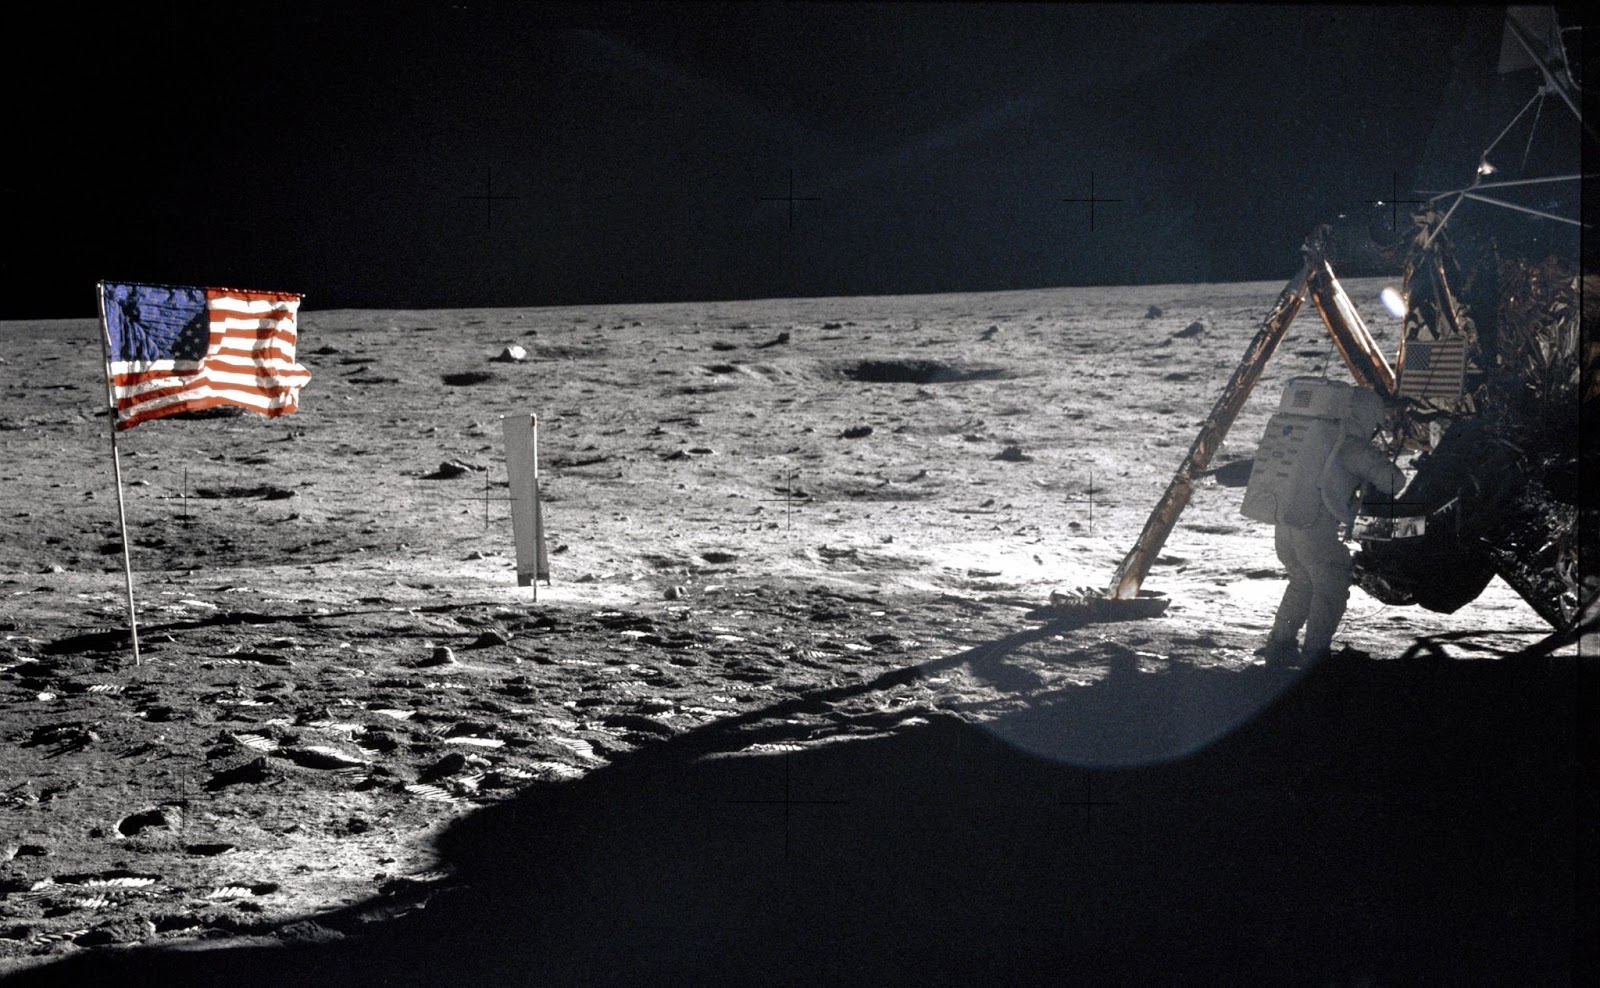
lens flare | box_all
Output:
[1380,286,1407,319]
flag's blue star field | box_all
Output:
[106,284,209,363]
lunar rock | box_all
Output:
[421,646,457,666]
[422,461,482,480]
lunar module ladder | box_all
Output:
[1106,232,1396,602]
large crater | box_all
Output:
[834,358,1016,384]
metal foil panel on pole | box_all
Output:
[502,412,549,593]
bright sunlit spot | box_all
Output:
[1380,286,1407,318]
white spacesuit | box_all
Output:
[1243,380,1406,665]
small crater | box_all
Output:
[168,406,245,421]
[185,843,236,857]
[441,372,495,386]
[116,808,173,837]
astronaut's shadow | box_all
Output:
[5,632,1584,987]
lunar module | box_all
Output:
[1097,210,1591,642]
[1097,7,1592,641]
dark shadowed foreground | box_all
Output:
[7,635,1591,987]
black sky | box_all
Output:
[2,2,1579,318]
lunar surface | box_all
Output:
[0,278,1582,982]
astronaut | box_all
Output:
[1256,385,1406,666]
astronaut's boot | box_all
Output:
[1257,625,1302,667]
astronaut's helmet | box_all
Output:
[1344,386,1385,439]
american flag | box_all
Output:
[1398,337,1467,401]
[100,282,311,431]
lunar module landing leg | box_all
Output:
[1098,230,1395,610]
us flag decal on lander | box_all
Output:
[1397,337,1468,402]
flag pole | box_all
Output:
[95,282,142,666]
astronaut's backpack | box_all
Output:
[1240,377,1358,528]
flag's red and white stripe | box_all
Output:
[110,289,310,431]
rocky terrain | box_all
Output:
[0,279,1585,983]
